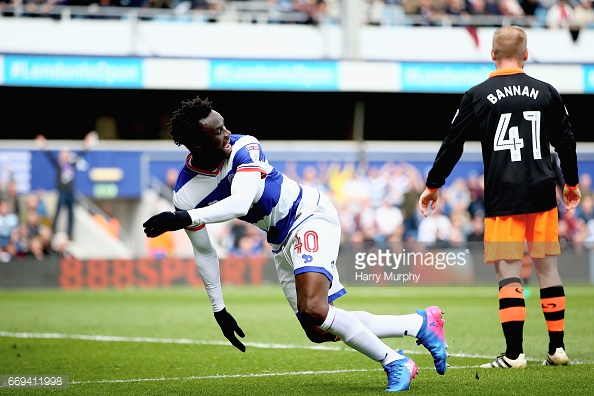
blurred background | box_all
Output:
[1,0,593,288]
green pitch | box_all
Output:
[1,285,593,395]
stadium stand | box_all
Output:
[0,0,592,28]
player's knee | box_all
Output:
[299,322,336,344]
[304,329,329,344]
[298,303,328,327]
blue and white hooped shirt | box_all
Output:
[173,134,303,245]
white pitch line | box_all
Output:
[1,331,590,365]
[0,331,342,351]
[70,364,562,386]
[69,366,475,386]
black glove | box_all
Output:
[143,211,192,238]
[214,308,246,352]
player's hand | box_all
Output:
[563,185,581,211]
[142,211,192,237]
[214,308,246,352]
[418,188,439,217]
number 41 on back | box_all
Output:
[494,111,542,162]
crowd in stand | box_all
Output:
[0,181,70,262]
[397,0,593,29]
[2,159,594,262]
[0,0,592,28]
[204,160,594,259]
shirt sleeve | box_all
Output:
[187,169,263,226]
[185,227,225,312]
[548,88,579,187]
[426,92,475,189]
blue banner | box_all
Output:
[401,63,494,93]
[3,55,143,88]
[209,60,338,91]
[584,65,594,94]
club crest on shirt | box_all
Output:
[294,233,303,253]
[245,144,261,162]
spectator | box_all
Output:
[35,131,97,240]
[0,175,20,217]
[342,169,372,211]
[546,0,574,28]
[573,0,594,29]
[484,0,502,15]
[415,0,443,26]
[301,165,328,195]
[366,165,389,208]
[28,234,46,260]
[466,214,485,242]
[467,0,489,17]
[23,191,49,227]
[443,0,471,25]
[520,0,543,19]
[576,194,594,223]
[0,200,19,262]
[386,163,410,207]
[416,199,452,248]
[375,198,404,245]
[445,177,471,211]
[499,0,525,17]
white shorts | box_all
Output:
[272,186,347,314]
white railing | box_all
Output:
[0,2,556,28]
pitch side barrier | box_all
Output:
[0,245,591,289]
[1,140,593,288]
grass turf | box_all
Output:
[1,285,593,395]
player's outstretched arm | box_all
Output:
[185,227,247,352]
[418,188,439,217]
[143,211,192,237]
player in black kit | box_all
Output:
[418,25,581,369]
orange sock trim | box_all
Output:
[499,285,526,323]
[499,306,527,323]
[546,319,565,332]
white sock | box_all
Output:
[350,311,424,338]
[320,305,404,366]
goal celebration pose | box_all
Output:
[419,26,580,369]
[143,96,448,392]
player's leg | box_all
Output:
[529,208,569,365]
[532,255,569,365]
[480,215,527,369]
[349,311,422,338]
[295,271,417,392]
[349,309,447,375]
[286,192,416,391]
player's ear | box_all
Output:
[490,49,496,61]
[523,48,528,61]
